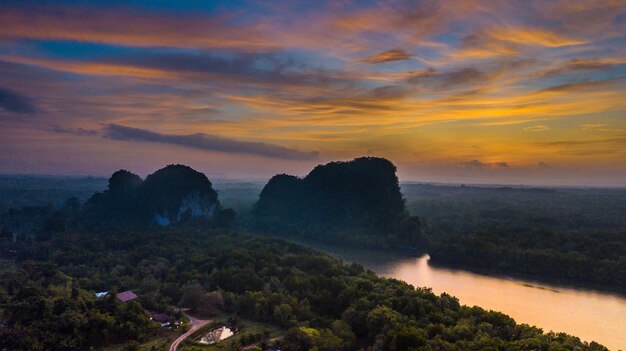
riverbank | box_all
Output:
[278,237,626,351]
[260,233,625,297]
[427,257,626,297]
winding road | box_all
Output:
[169,314,210,351]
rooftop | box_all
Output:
[116,290,138,302]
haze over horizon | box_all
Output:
[1,0,625,186]
[2,166,625,188]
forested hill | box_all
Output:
[254,157,424,248]
[82,164,235,227]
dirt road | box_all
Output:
[169,314,210,351]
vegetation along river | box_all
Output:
[299,241,626,351]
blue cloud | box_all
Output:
[104,124,319,160]
[0,87,37,114]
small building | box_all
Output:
[116,290,138,303]
[95,291,109,298]
[149,310,172,327]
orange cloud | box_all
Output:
[362,49,412,64]
[0,5,276,50]
[490,27,586,47]
[524,125,551,132]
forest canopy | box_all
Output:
[0,161,622,349]
[0,228,610,351]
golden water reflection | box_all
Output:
[301,241,626,351]
[385,255,626,351]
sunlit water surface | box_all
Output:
[300,241,626,351]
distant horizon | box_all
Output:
[2,170,624,189]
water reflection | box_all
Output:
[301,241,626,351]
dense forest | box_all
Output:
[0,225,610,350]
[0,163,624,349]
[1,161,625,295]
[251,159,626,293]
[0,175,106,212]
[403,184,626,293]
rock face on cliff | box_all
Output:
[254,157,423,247]
[84,165,232,227]
[141,165,219,225]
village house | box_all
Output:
[116,290,138,303]
[149,311,173,327]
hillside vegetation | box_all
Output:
[83,165,235,227]
[0,228,609,351]
[254,157,423,248]
[403,184,626,292]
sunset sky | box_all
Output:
[0,0,625,185]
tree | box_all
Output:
[125,341,140,351]
[281,328,313,351]
[330,320,356,350]
[0,227,12,240]
[366,305,403,338]
[64,197,81,212]
[179,284,223,316]
[273,303,293,327]
[40,211,67,239]
[216,208,236,228]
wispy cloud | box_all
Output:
[495,162,509,168]
[489,26,586,47]
[462,160,509,169]
[538,161,553,170]
[539,136,626,148]
[103,124,319,160]
[50,125,98,136]
[0,4,276,51]
[0,87,37,113]
[579,123,607,129]
[539,58,626,77]
[463,159,486,168]
[407,67,500,90]
[538,77,625,93]
[362,49,411,64]
[524,125,551,132]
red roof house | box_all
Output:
[116,290,138,302]
[149,311,172,324]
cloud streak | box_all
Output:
[524,125,550,132]
[538,58,626,77]
[0,4,276,51]
[462,160,510,169]
[103,124,319,160]
[50,125,98,136]
[362,49,412,64]
[0,87,37,113]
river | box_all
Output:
[298,241,626,351]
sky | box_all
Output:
[0,0,625,186]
